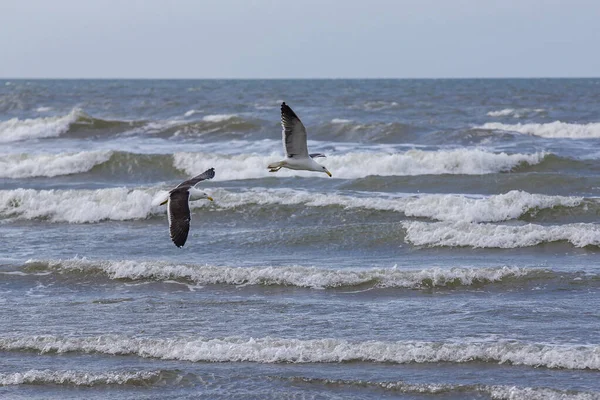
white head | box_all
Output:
[188,187,214,201]
[313,162,332,177]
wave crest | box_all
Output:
[1,187,583,224]
[0,369,161,387]
[477,121,600,139]
[404,221,600,248]
[174,149,546,180]
[0,150,113,178]
[281,377,599,400]
[0,108,82,142]
[1,335,597,370]
[24,259,538,289]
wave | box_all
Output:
[486,108,545,118]
[174,149,546,180]
[23,259,543,289]
[0,150,113,178]
[0,108,82,142]
[4,150,591,181]
[404,221,600,248]
[0,109,262,142]
[0,335,597,370]
[477,121,600,139]
[0,187,159,223]
[0,187,585,224]
[0,369,162,387]
[138,115,262,138]
[315,120,417,141]
[280,377,599,400]
[202,114,237,122]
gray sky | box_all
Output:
[1,0,599,78]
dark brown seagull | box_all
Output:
[159,168,215,247]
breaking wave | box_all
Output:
[0,335,598,370]
[0,187,159,223]
[282,376,600,400]
[477,121,600,139]
[0,187,585,224]
[5,150,593,181]
[0,108,82,142]
[280,377,600,400]
[486,108,545,118]
[174,149,546,180]
[404,221,600,248]
[0,369,162,387]
[0,150,113,178]
[23,259,542,289]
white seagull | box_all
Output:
[158,168,215,248]
[267,102,332,177]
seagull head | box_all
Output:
[189,187,214,201]
[320,165,332,177]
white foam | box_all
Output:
[211,189,581,223]
[1,187,581,224]
[288,378,599,400]
[184,109,198,117]
[173,149,546,180]
[0,369,159,386]
[488,386,599,400]
[0,150,112,178]
[400,190,582,223]
[331,118,352,124]
[404,221,600,248]
[32,259,535,288]
[0,187,160,223]
[478,121,600,139]
[0,335,597,370]
[202,114,237,122]
[35,106,53,113]
[0,108,83,142]
[486,108,545,118]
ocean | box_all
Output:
[0,79,599,399]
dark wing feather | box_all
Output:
[309,153,326,158]
[176,168,215,189]
[281,102,309,158]
[168,189,191,247]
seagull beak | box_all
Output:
[160,199,168,206]
[207,196,214,201]
[325,169,332,177]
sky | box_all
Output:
[1,0,599,79]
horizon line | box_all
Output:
[2,76,599,80]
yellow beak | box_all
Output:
[325,170,332,177]
[160,199,168,206]
[207,196,214,201]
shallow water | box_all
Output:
[1,79,599,399]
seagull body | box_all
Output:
[268,102,332,177]
[159,168,215,248]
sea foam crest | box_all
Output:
[202,114,237,122]
[0,188,159,223]
[0,369,160,386]
[212,189,581,223]
[486,108,545,118]
[284,377,600,400]
[404,221,600,248]
[1,187,583,224]
[0,335,598,370]
[173,149,546,180]
[28,259,535,288]
[0,108,83,142]
[478,121,600,139]
[0,150,112,179]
